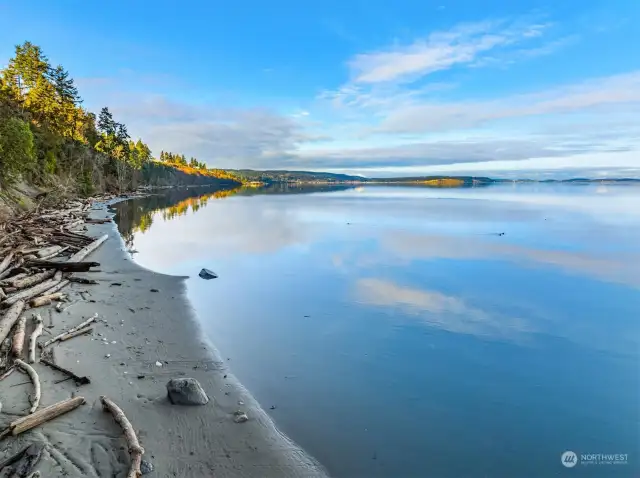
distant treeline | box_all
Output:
[0,41,241,199]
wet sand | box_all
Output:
[0,198,328,477]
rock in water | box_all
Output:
[199,268,218,280]
[167,378,209,405]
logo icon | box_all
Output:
[562,451,578,468]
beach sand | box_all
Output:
[0,199,328,477]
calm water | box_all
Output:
[114,184,640,478]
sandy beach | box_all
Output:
[0,198,328,477]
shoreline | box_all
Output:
[0,197,328,477]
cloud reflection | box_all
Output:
[356,278,532,340]
[383,233,640,288]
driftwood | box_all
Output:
[11,316,26,358]
[3,278,61,308]
[28,314,43,364]
[85,218,112,224]
[14,360,40,413]
[23,260,99,272]
[35,245,62,258]
[68,235,108,262]
[40,279,69,297]
[0,396,85,439]
[100,396,144,478]
[39,358,90,385]
[10,270,56,290]
[0,443,44,477]
[0,367,15,381]
[0,301,25,344]
[0,272,26,286]
[59,326,92,342]
[0,252,14,276]
[65,219,84,230]
[0,288,5,300]
[38,245,69,261]
[41,313,98,348]
[68,277,98,285]
[29,293,64,308]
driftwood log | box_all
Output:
[68,235,108,262]
[0,443,44,477]
[40,279,69,297]
[0,396,85,439]
[11,316,26,358]
[41,313,98,348]
[29,292,65,308]
[9,270,56,290]
[3,277,61,308]
[39,358,90,385]
[35,245,62,258]
[0,301,25,344]
[0,252,14,276]
[68,277,98,285]
[23,260,99,272]
[59,326,92,342]
[39,245,69,261]
[14,359,41,413]
[28,314,43,363]
[100,396,144,478]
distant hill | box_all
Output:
[222,169,639,186]
[228,169,366,183]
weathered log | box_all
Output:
[59,326,92,342]
[65,219,84,230]
[100,396,144,478]
[0,396,85,439]
[11,316,26,358]
[40,279,69,297]
[68,277,98,285]
[68,235,108,262]
[28,314,43,364]
[0,288,5,300]
[2,278,61,308]
[0,367,15,381]
[38,245,69,261]
[10,270,56,290]
[0,252,14,276]
[39,358,90,385]
[85,218,112,224]
[0,301,25,344]
[0,443,44,477]
[14,360,40,413]
[29,293,64,308]
[41,313,98,348]
[35,245,62,258]
[23,260,99,272]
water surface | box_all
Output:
[114,184,640,477]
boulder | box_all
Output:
[199,268,218,280]
[167,378,209,405]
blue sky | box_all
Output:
[1,0,639,178]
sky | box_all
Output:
[1,0,639,178]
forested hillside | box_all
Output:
[0,41,241,204]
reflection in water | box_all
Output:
[113,184,640,478]
[114,186,241,249]
[355,278,532,340]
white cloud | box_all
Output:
[348,20,551,84]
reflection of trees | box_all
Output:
[113,183,355,251]
[113,186,241,250]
